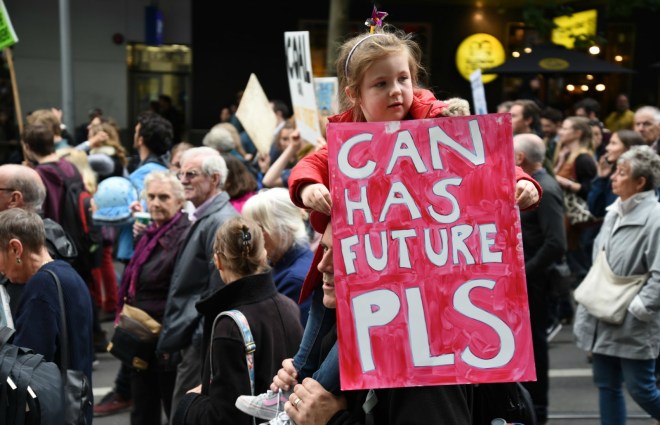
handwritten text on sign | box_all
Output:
[327,113,535,390]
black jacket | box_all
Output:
[315,327,473,425]
[173,272,303,425]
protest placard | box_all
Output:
[235,73,277,154]
[314,77,339,117]
[284,31,322,144]
[470,69,488,115]
[0,1,18,50]
[327,113,535,390]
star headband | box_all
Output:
[365,6,388,33]
[344,6,389,78]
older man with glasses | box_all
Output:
[157,146,239,423]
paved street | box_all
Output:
[92,318,656,425]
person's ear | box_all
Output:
[212,172,221,188]
[213,253,223,271]
[8,239,23,258]
[635,176,647,193]
[514,151,525,166]
[8,191,23,209]
[345,86,357,104]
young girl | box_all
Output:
[237,24,541,425]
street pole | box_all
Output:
[326,0,349,76]
[59,0,74,132]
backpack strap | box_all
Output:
[44,269,69,377]
[210,310,256,425]
[210,310,255,393]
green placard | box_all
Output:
[0,1,18,49]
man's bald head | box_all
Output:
[513,133,546,166]
[0,164,46,212]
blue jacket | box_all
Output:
[271,244,314,326]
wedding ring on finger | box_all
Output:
[294,397,303,407]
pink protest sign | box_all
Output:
[327,113,535,390]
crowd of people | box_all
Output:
[502,94,660,425]
[0,16,659,425]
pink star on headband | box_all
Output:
[365,6,388,33]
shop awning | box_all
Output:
[483,43,635,75]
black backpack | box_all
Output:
[471,382,537,425]
[0,329,65,425]
[46,164,102,282]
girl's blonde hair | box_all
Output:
[564,116,594,166]
[336,26,426,122]
[89,122,128,167]
[56,148,98,194]
[213,216,269,276]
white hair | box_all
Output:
[180,146,228,188]
[242,188,309,256]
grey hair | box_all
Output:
[635,106,660,123]
[0,208,45,252]
[513,133,546,164]
[242,188,309,257]
[1,164,46,212]
[202,125,235,153]
[618,145,660,191]
[143,170,185,202]
[180,146,228,188]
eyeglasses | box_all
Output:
[0,188,16,192]
[176,170,203,181]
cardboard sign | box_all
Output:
[327,113,535,390]
[284,31,322,144]
[235,73,277,154]
[470,69,488,115]
[0,1,18,49]
[314,77,339,117]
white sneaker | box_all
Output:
[236,389,291,420]
[261,411,294,425]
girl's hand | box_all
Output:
[301,183,332,215]
[258,152,270,173]
[270,358,299,392]
[515,180,539,209]
[89,131,109,148]
[596,155,612,178]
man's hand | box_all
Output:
[270,358,298,392]
[301,183,332,215]
[515,179,539,209]
[285,378,347,425]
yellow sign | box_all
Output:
[552,9,597,49]
[539,58,570,71]
[455,33,505,84]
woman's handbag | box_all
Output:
[46,269,93,425]
[573,249,650,324]
[107,304,162,370]
[563,190,594,225]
